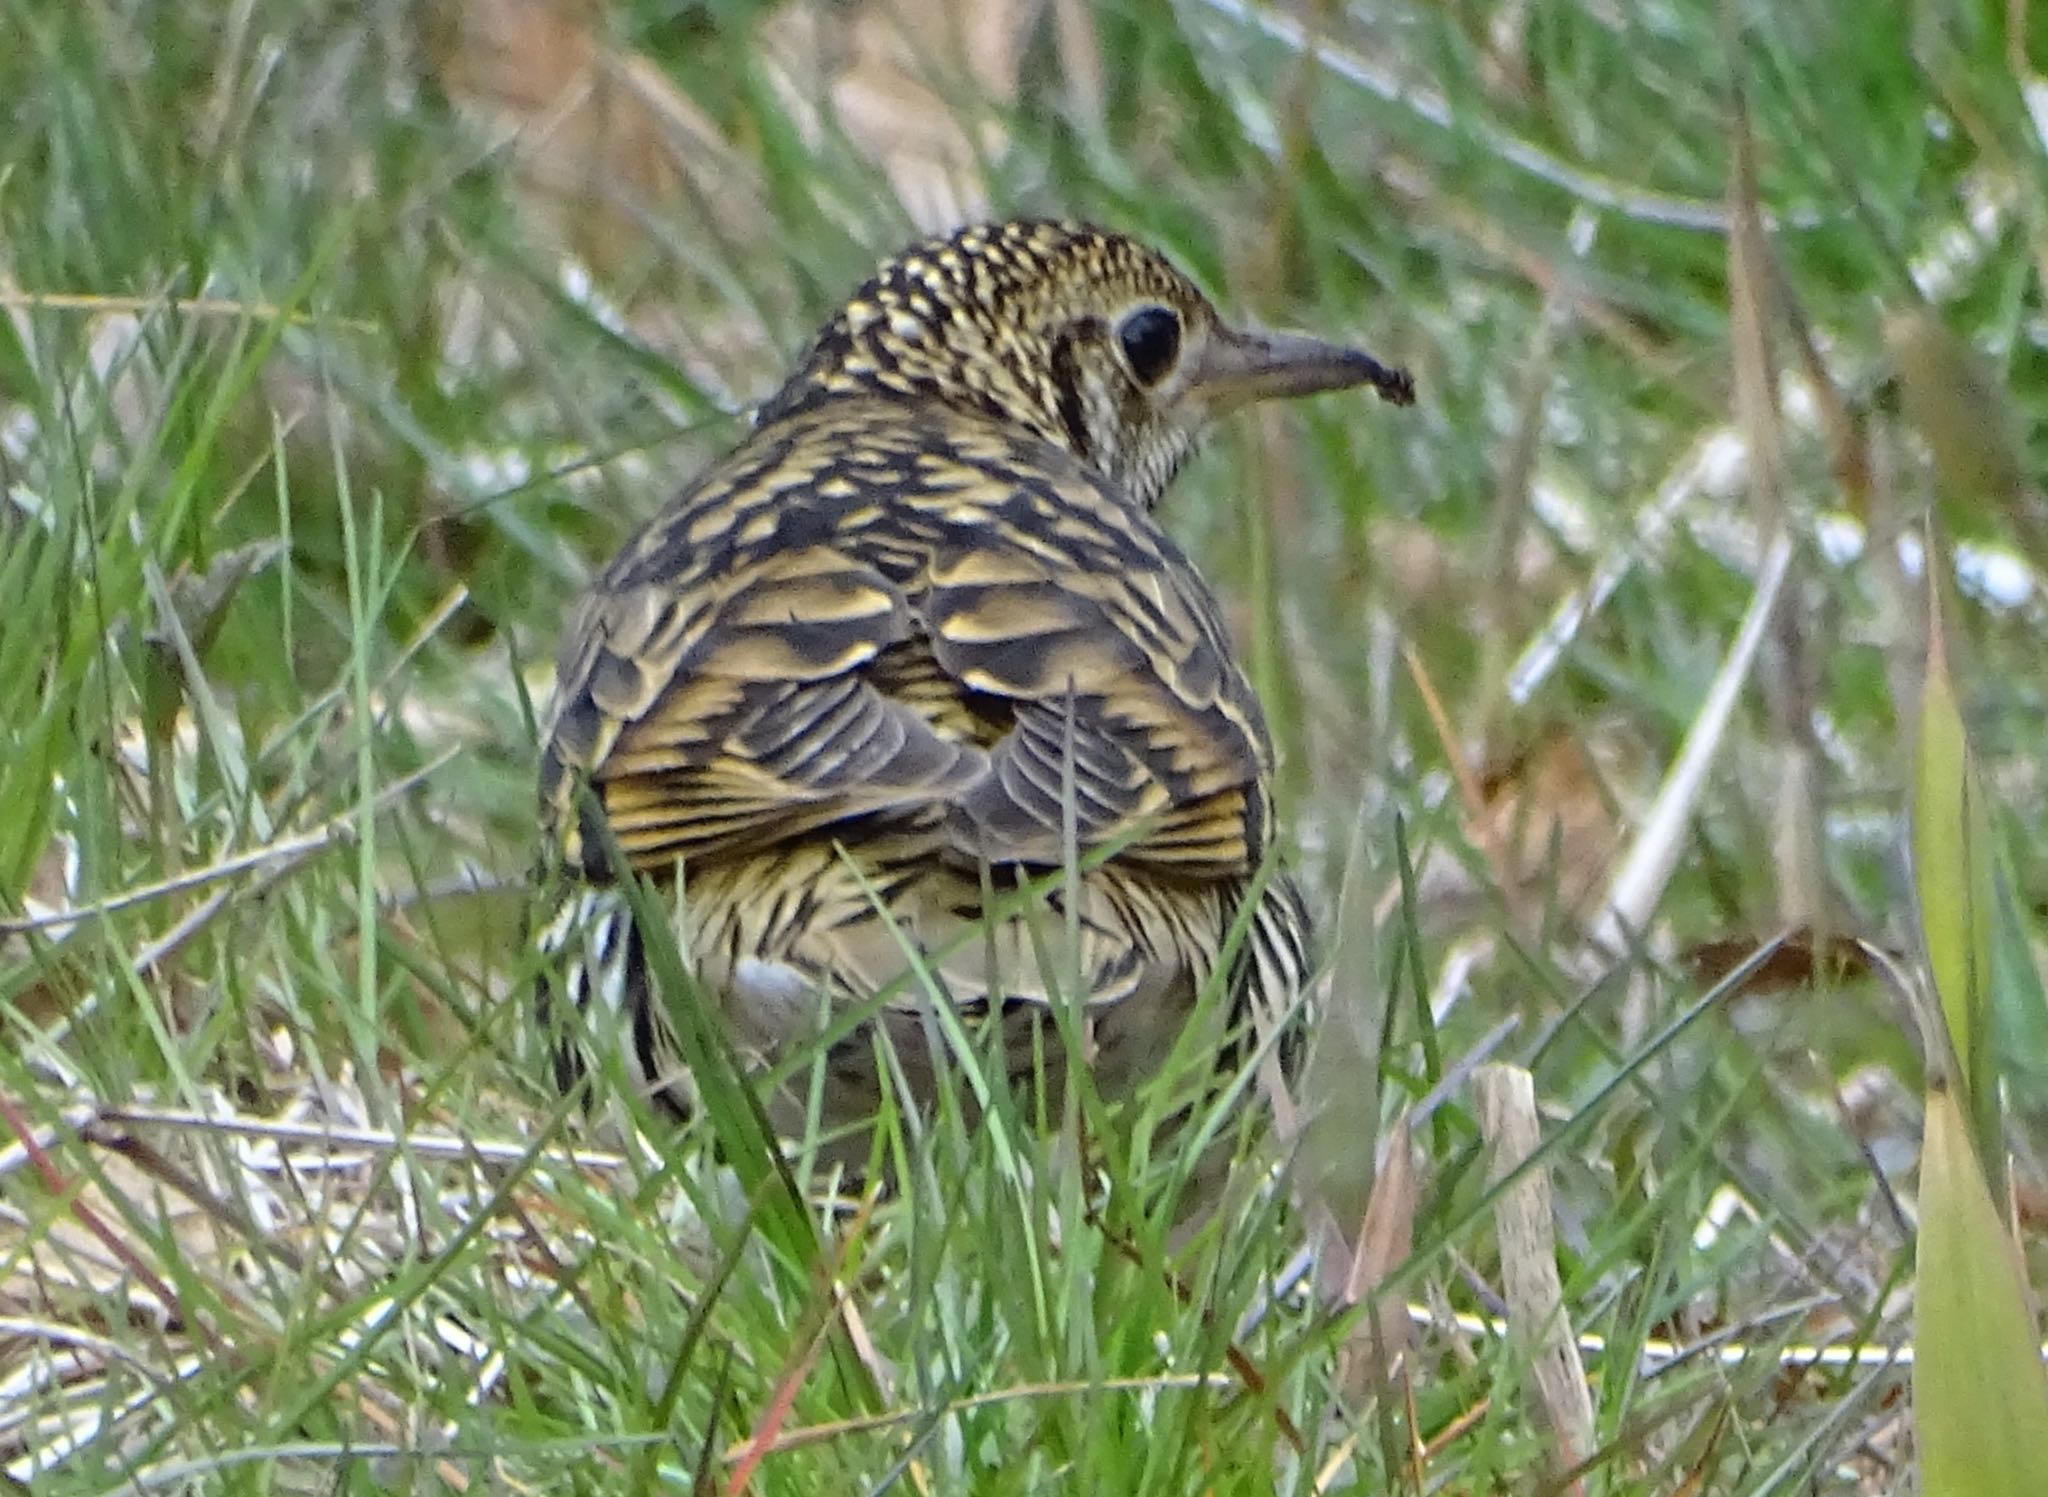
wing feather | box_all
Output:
[539,402,1273,882]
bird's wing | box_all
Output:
[541,519,986,875]
[920,488,1271,878]
[539,409,1271,881]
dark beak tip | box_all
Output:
[1352,351,1417,408]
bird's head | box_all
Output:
[757,220,1415,508]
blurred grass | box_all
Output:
[1,0,2045,1490]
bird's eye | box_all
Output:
[1116,305,1183,387]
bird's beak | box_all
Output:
[1185,325,1415,414]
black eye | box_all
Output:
[1116,305,1182,387]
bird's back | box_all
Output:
[540,395,1277,888]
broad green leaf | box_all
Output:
[1913,1084,2048,1497]
[1913,579,2001,1170]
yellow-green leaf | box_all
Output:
[1912,573,1999,1165]
[1913,1084,2048,1497]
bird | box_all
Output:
[531,218,1413,1153]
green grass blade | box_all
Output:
[1912,563,2001,1172]
[1913,1083,2048,1497]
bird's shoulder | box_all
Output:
[590,399,1173,588]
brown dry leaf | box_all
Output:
[432,0,771,280]
[762,0,1034,231]
[1679,928,1882,994]
[1333,1116,1418,1402]
[1417,724,1639,931]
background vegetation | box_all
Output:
[3,0,2045,1490]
